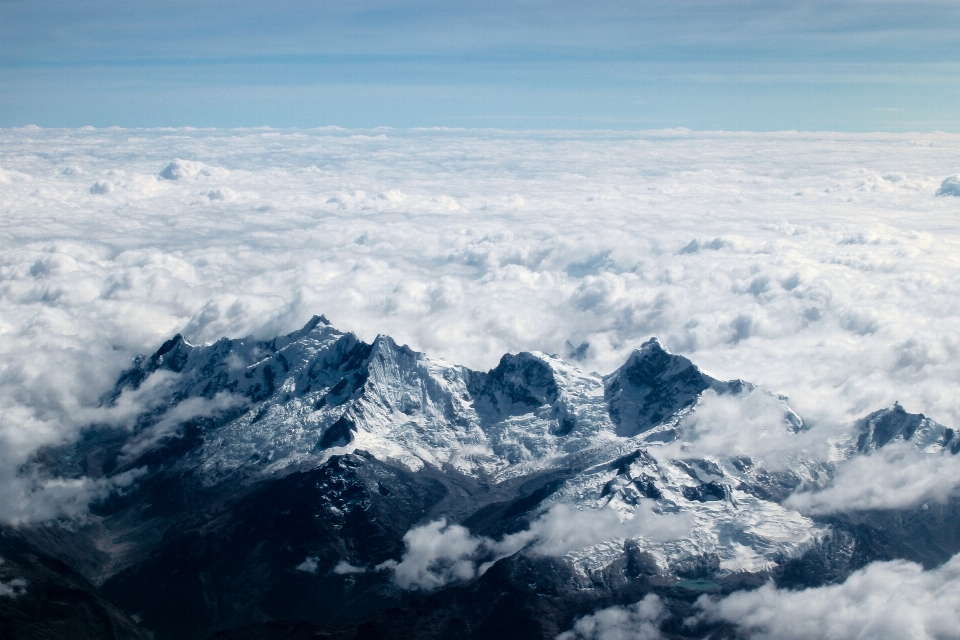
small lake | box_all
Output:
[673,579,721,591]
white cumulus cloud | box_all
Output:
[494,503,692,560]
[557,594,666,640]
[786,442,960,514]
[379,502,690,590]
[656,388,837,473]
[377,519,483,590]
[694,553,960,640]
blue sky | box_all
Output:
[2,0,959,130]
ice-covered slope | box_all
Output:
[111,315,619,481]
[109,320,759,475]
[95,316,837,578]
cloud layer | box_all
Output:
[695,553,960,640]
[566,551,960,640]
[1,127,960,525]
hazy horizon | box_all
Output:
[3,0,960,131]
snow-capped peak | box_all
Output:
[85,318,957,583]
[855,402,958,454]
[604,337,749,438]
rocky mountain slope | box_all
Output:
[3,316,958,639]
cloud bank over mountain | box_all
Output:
[557,594,667,640]
[694,554,960,640]
[567,553,960,640]
[380,503,692,590]
[3,127,958,466]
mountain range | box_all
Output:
[2,315,958,640]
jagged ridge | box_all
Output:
[10,315,957,640]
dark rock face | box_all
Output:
[275,554,611,640]
[774,495,960,592]
[853,403,960,455]
[461,472,573,538]
[856,403,927,451]
[0,529,149,640]
[207,621,332,640]
[681,481,729,503]
[317,414,356,449]
[276,548,764,640]
[735,467,803,503]
[605,338,717,436]
[98,453,448,640]
[473,352,560,417]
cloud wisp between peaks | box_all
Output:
[377,502,692,591]
[786,442,960,515]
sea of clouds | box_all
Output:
[2,126,960,634]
